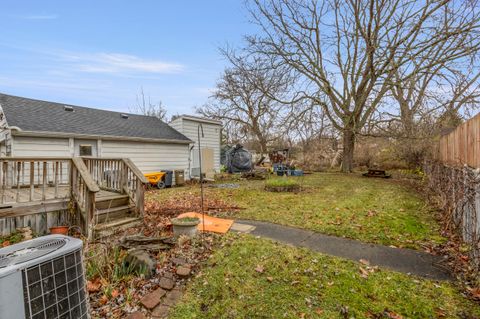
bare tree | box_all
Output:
[198,49,291,153]
[130,87,168,121]
[246,0,480,172]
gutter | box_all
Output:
[10,129,193,144]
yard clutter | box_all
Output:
[224,144,253,173]
[177,212,234,234]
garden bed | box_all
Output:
[264,178,302,192]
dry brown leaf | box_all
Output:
[386,310,403,319]
[359,267,369,279]
[111,289,120,299]
[266,276,273,282]
[315,308,324,315]
[86,278,102,293]
[359,259,370,266]
[255,265,264,273]
[99,295,109,305]
[2,241,10,247]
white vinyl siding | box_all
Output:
[170,118,221,173]
[101,140,189,174]
[12,136,71,157]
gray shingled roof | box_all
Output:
[0,93,191,143]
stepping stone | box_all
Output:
[176,266,191,277]
[230,223,256,233]
[159,277,175,290]
[126,312,146,319]
[163,289,183,306]
[140,288,166,309]
[171,257,187,266]
[152,305,170,319]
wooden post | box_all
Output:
[1,161,6,204]
[136,178,144,217]
[30,162,34,201]
[54,161,59,198]
[42,161,47,201]
[16,162,21,202]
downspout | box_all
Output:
[187,144,194,179]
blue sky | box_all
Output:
[0,1,255,116]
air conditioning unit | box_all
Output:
[0,235,89,319]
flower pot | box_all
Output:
[50,226,69,235]
[171,217,200,238]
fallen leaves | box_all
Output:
[255,265,265,273]
[87,278,102,293]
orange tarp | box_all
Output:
[177,212,234,234]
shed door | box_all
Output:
[201,148,214,179]
[74,139,97,157]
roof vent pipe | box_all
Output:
[63,105,74,112]
[121,114,129,119]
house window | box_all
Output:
[79,145,92,156]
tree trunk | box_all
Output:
[341,129,355,173]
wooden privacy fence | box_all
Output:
[437,112,480,168]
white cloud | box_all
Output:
[13,14,58,20]
[64,52,185,74]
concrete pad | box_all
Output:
[230,222,256,233]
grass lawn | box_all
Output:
[170,234,478,319]
[149,172,443,249]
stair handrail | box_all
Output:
[71,157,99,240]
[121,158,148,216]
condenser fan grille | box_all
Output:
[0,238,66,268]
[22,248,88,319]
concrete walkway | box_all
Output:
[231,220,450,281]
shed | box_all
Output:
[0,93,192,180]
[170,115,222,179]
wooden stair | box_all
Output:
[93,192,141,238]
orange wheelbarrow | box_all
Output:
[144,172,167,189]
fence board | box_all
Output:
[437,113,480,168]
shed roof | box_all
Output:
[172,114,222,126]
[0,93,191,143]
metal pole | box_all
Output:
[197,124,205,236]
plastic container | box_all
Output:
[174,170,185,186]
[162,170,173,188]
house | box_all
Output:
[170,115,222,179]
[0,93,193,178]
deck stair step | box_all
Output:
[95,193,130,210]
[93,217,142,239]
[95,204,135,223]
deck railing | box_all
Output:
[82,157,148,216]
[0,156,147,239]
[0,157,72,204]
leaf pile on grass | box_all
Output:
[171,234,480,319]
[265,178,300,188]
[145,191,239,216]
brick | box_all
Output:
[159,277,175,290]
[171,257,187,266]
[152,305,170,319]
[140,288,166,309]
[176,266,191,277]
[126,312,146,319]
[163,289,183,306]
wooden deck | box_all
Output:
[0,186,120,207]
[0,157,148,239]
